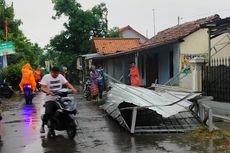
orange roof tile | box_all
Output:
[92,38,140,54]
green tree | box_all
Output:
[106,27,122,37]
[0,0,43,89]
[0,0,43,66]
[49,0,120,70]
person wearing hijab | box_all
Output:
[129,61,142,86]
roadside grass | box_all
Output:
[185,127,230,152]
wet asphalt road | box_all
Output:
[0,92,230,153]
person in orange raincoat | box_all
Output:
[129,61,142,86]
[34,65,41,90]
[34,65,41,82]
[19,63,36,92]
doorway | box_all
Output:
[146,53,159,87]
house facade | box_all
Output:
[77,38,140,83]
[79,15,230,90]
[134,15,230,89]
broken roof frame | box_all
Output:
[201,17,230,39]
[103,73,202,134]
[201,17,230,67]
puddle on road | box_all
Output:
[2,93,230,153]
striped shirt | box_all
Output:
[40,74,68,91]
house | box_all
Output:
[131,14,221,88]
[76,37,141,83]
[78,14,230,91]
[128,14,230,89]
[119,25,149,43]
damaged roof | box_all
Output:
[142,14,220,48]
[106,82,198,118]
[91,37,141,54]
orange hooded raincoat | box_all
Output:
[130,65,142,86]
[19,64,36,91]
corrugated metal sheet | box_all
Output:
[103,82,202,133]
[107,82,198,118]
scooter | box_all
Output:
[83,79,91,101]
[42,88,77,139]
[23,84,33,104]
[0,79,14,98]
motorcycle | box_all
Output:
[23,84,33,104]
[0,79,14,98]
[83,79,91,101]
[42,88,77,139]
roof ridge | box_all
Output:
[142,14,221,47]
[155,14,220,36]
[93,37,140,40]
[118,25,148,40]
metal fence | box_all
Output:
[202,57,230,102]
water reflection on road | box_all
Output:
[1,93,230,153]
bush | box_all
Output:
[0,63,24,90]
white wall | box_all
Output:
[178,29,230,90]
[180,29,230,59]
[122,30,147,43]
[180,29,209,55]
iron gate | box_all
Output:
[202,58,230,102]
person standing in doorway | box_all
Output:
[129,61,142,87]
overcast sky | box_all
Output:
[5,0,230,47]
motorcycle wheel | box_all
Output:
[25,96,33,105]
[66,125,76,139]
[47,120,56,138]
[25,97,30,105]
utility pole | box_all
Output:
[178,16,180,25]
[152,9,156,36]
[208,28,211,68]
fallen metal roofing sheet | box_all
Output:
[103,82,202,133]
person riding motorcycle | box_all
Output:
[19,63,36,92]
[40,66,77,133]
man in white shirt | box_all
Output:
[40,66,77,133]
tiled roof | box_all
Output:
[143,14,221,47]
[119,25,148,40]
[92,38,141,54]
